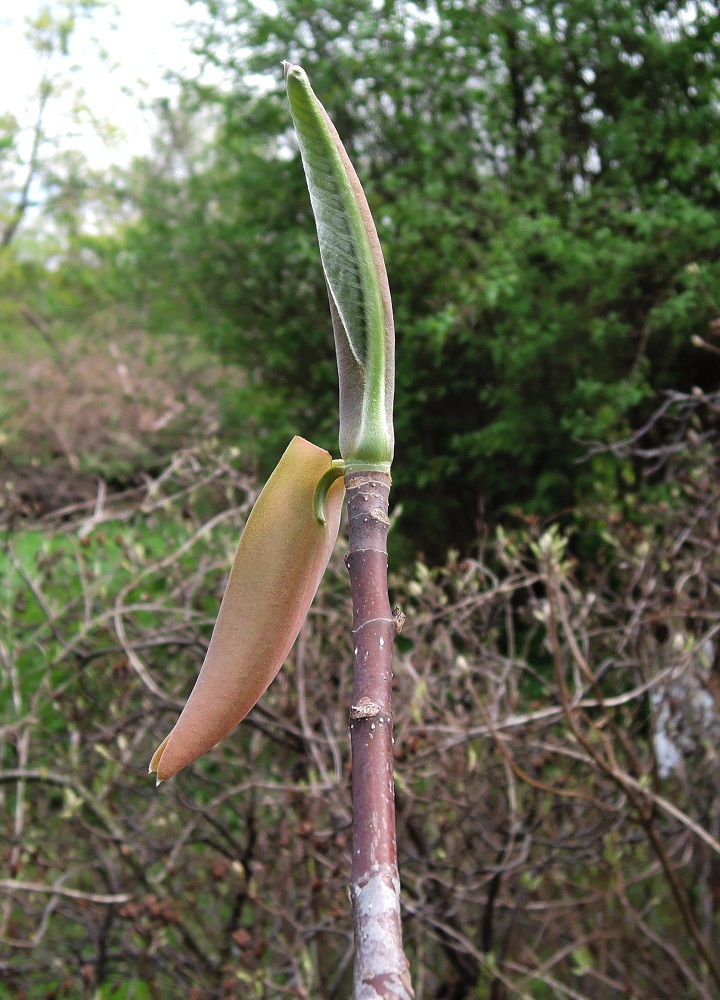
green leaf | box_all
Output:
[284,62,394,469]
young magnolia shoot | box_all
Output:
[149,62,412,998]
[286,62,412,997]
[150,67,395,783]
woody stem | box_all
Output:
[345,471,414,1000]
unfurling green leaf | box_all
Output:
[284,62,394,470]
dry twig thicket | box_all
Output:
[1,392,720,998]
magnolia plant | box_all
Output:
[150,64,414,999]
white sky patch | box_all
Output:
[0,0,207,171]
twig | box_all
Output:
[543,567,720,988]
[0,880,131,905]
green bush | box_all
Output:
[113,0,720,556]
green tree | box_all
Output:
[0,0,110,249]
[0,0,129,350]
[122,0,720,555]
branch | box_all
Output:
[1,73,50,248]
[0,879,130,906]
[345,471,414,1000]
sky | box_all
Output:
[0,0,206,171]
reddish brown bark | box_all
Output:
[345,471,414,1000]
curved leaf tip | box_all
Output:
[150,436,345,781]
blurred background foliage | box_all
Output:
[3,0,720,557]
[2,402,720,998]
[109,0,720,556]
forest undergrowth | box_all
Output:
[1,377,719,999]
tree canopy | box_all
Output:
[22,0,720,555]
